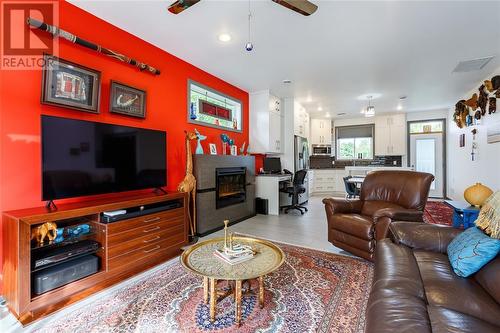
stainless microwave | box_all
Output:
[312,145,332,156]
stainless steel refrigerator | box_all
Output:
[294,135,310,203]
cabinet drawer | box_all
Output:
[108,232,185,271]
[108,225,184,258]
[107,216,184,247]
[106,208,184,235]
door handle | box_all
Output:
[143,245,161,253]
[143,226,161,233]
[143,235,161,243]
[144,217,160,223]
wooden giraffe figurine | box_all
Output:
[178,130,198,237]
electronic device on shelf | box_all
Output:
[32,255,99,295]
[263,157,282,174]
[32,240,100,271]
[100,200,182,223]
[41,115,167,203]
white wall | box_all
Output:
[406,109,448,122]
[281,98,295,172]
[447,69,500,199]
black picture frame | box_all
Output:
[109,81,147,118]
[41,54,101,113]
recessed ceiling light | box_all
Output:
[325,112,331,118]
[399,96,407,100]
[318,106,323,111]
[283,79,292,84]
[397,105,403,111]
[218,33,231,42]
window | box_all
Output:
[188,80,243,132]
[409,121,443,134]
[336,125,374,160]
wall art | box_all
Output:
[41,54,101,113]
[109,81,146,118]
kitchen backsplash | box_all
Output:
[310,155,403,169]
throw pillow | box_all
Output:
[447,226,500,277]
[475,191,500,239]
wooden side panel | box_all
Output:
[2,215,19,315]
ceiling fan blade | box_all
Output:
[167,0,201,14]
[272,0,318,16]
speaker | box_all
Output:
[33,255,99,295]
[255,197,269,215]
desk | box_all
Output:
[256,174,292,215]
[444,200,480,229]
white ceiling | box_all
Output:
[70,0,500,118]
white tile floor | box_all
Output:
[0,195,345,333]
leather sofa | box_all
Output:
[323,170,434,261]
[366,222,500,333]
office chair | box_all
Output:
[343,176,359,199]
[280,169,308,215]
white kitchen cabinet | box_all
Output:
[294,104,309,138]
[310,169,346,194]
[249,90,282,153]
[375,114,406,155]
[310,118,332,145]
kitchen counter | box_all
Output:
[345,166,414,176]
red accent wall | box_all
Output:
[0,2,249,286]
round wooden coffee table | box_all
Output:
[180,236,285,326]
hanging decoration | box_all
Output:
[27,17,161,75]
[453,75,499,128]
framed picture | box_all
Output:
[459,133,465,147]
[230,145,237,156]
[41,54,101,113]
[109,81,146,118]
[209,143,218,155]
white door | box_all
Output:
[410,133,444,198]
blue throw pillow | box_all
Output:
[447,227,500,278]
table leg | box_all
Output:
[258,276,264,308]
[235,280,242,326]
[210,278,217,322]
[203,276,209,304]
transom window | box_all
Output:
[336,125,374,160]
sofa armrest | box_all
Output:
[373,208,423,222]
[389,222,463,254]
[322,198,363,215]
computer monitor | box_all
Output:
[263,157,282,174]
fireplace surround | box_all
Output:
[193,155,255,236]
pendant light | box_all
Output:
[365,96,375,117]
[245,0,253,51]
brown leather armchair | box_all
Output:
[322,170,434,261]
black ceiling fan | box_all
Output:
[168,0,318,16]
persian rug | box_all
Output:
[424,201,453,226]
[31,242,373,333]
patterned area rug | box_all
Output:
[424,201,453,226]
[32,242,373,333]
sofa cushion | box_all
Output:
[428,305,500,333]
[361,200,403,217]
[474,256,500,304]
[372,239,425,298]
[414,250,500,327]
[330,214,373,240]
[447,227,500,277]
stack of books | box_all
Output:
[214,248,254,265]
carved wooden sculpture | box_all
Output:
[31,222,58,244]
[178,131,198,236]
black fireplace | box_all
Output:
[216,167,246,209]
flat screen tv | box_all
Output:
[42,115,166,201]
